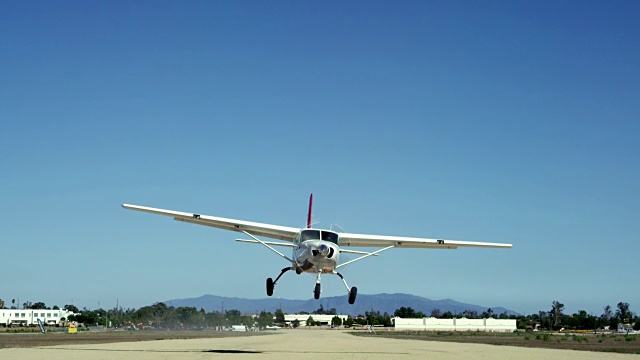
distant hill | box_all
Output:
[163,293,518,317]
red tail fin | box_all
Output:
[306,193,313,228]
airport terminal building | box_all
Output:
[0,309,76,327]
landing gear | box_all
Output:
[348,286,357,304]
[314,271,322,299]
[266,267,292,297]
[335,271,357,304]
[266,278,274,296]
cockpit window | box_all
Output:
[321,231,339,245]
[300,230,320,241]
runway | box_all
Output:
[1,329,636,359]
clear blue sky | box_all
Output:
[1,0,638,316]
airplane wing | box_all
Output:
[122,204,301,242]
[338,232,512,249]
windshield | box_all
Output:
[300,230,320,241]
[321,231,339,245]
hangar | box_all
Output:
[393,317,517,332]
[284,314,349,327]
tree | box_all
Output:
[256,311,273,329]
[462,310,478,319]
[550,301,564,329]
[331,316,342,327]
[394,307,417,318]
[538,311,548,330]
[32,302,47,310]
[344,316,354,328]
[64,304,80,313]
[12,299,15,309]
[275,309,285,323]
[430,309,441,318]
[306,316,315,327]
[616,302,631,323]
[0,299,4,309]
[602,305,613,324]
[291,319,300,328]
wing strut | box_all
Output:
[335,245,395,269]
[242,230,296,264]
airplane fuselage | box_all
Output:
[292,229,340,274]
[294,239,340,273]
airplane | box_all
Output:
[122,194,512,305]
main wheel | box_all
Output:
[314,283,321,299]
[348,286,357,304]
[266,278,274,296]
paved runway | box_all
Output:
[1,329,637,359]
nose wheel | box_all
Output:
[314,271,322,299]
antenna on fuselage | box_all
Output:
[306,193,313,228]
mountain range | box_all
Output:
[163,293,518,317]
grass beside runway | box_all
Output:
[351,330,640,354]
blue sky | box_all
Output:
[1,0,638,316]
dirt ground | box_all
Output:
[0,330,262,349]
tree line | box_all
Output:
[69,302,275,330]
[2,298,637,331]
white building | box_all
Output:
[0,309,76,327]
[393,317,516,332]
[284,314,349,327]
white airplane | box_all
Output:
[122,194,511,304]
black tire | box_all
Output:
[314,284,321,299]
[348,286,357,304]
[266,278,274,296]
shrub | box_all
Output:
[535,333,551,341]
[572,335,588,343]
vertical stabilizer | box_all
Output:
[307,193,313,228]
